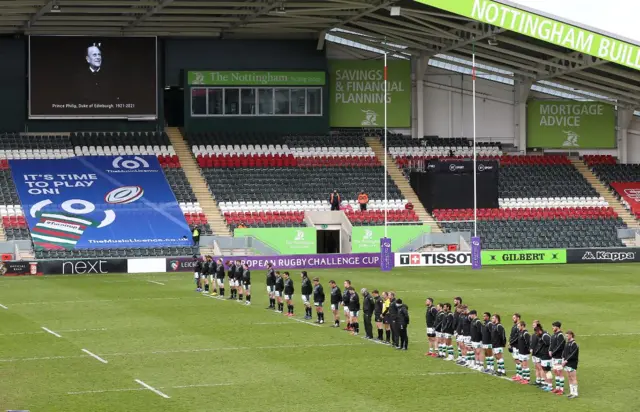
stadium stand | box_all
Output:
[588,157,640,219]
[386,134,628,249]
[187,131,419,231]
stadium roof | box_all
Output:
[2,0,639,109]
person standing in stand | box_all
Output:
[357,190,369,211]
[329,190,341,211]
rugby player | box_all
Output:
[469,310,483,370]
[329,280,341,328]
[312,277,325,324]
[516,321,531,384]
[425,298,438,357]
[215,258,225,297]
[348,287,360,335]
[242,263,251,305]
[235,259,244,302]
[509,313,522,380]
[301,271,313,320]
[342,280,352,331]
[265,263,276,309]
[434,303,445,358]
[274,271,284,312]
[442,303,455,361]
[549,321,566,394]
[227,260,237,300]
[562,330,580,399]
[481,312,494,373]
[283,272,294,317]
[373,290,384,341]
[490,314,507,376]
[534,325,553,392]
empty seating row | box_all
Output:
[592,163,640,184]
[192,145,373,158]
[0,149,75,160]
[35,246,199,260]
[74,145,175,157]
[0,204,23,217]
[70,131,170,146]
[382,133,503,149]
[583,155,617,166]
[433,207,618,221]
[218,198,408,213]
[345,209,420,224]
[499,165,597,198]
[204,167,403,203]
[390,146,502,158]
[499,196,608,209]
[0,134,72,150]
[441,218,625,249]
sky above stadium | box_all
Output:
[512,0,640,43]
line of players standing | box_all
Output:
[425,298,580,399]
[192,258,579,399]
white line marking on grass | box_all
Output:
[134,379,170,399]
[0,328,107,337]
[289,317,321,327]
[81,349,108,364]
[11,297,184,306]
[68,382,233,396]
[0,303,8,309]
[147,280,165,286]
[0,355,84,362]
[582,332,640,337]
[41,327,61,338]
[361,337,387,345]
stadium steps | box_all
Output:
[365,137,441,233]
[571,158,639,229]
[166,127,232,237]
[0,224,5,241]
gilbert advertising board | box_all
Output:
[395,251,472,267]
[482,249,567,265]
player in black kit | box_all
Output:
[235,260,244,302]
[434,303,445,357]
[227,261,237,299]
[242,264,251,305]
[562,330,580,399]
[516,321,531,384]
[194,256,203,292]
[425,298,438,357]
[361,288,375,339]
[373,290,384,341]
[481,312,494,373]
[491,314,507,376]
[200,256,210,293]
[342,281,352,331]
[347,287,360,335]
[396,299,410,350]
[442,303,455,361]
[301,271,313,320]
[469,310,484,370]
[215,258,225,297]
[283,272,294,317]
[328,280,341,327]
[549,321,566,394]
[274,272,285,313]
[312,277,325,324]
[265,263,276,309]
[534,325,553,391]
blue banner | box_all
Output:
[380,237,393,271]
[471,236,482,270]
[9,156,191,250]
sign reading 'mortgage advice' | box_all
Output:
[527,101,615,148]
[413,0,640,72]
[165,254,381,271]
[482,249,566,265]
[329,60,411,128]
[187,71,326,86]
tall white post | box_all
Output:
[472,45,477,237]
[384,51,388,238]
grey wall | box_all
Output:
[0,37,27,132]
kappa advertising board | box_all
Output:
[166,253,381,272]
[482,249,567,265]
[566,248,640,264]
[40,259,128,275]
[0,261,42,276]
[395,251,472,267]
[10,155,191,251]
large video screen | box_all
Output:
[29,36,157,119]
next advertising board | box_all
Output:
[351,225,431,253]
[233,227,316,255]
[413,0,640,72]
[329,59,411,128]
[482,249,567,265]
[527,101,615,148]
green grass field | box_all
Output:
[1,264,639,412]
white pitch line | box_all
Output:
[68,382,233,396]
[0,303,8,310]
[147,280,165,286]
[81,349,108,364]
[582,332,640,337]
[0,328,107,337]
[288,317,321,327]
[134,379,170,399]
[10,297,184,306]
[41,327,62,338]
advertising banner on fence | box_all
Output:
[471,237,482,269]
[482,249,567,265]
[352,225,431,253]
[9,156,191,251]
[413,0,640,72]
[395,251,472,267]
[0,261,42,276]
[188,71,326,86]
[380,237,393,271]
[40,259,128,275]
[566,248,640,264]
[527,101,615,148]
[234,227,316,254]
[329,59,411,128]
[166,253,380,272]
[611,182,640,215]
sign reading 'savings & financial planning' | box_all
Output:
[527,101,615,148]
[329,60,411,128]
